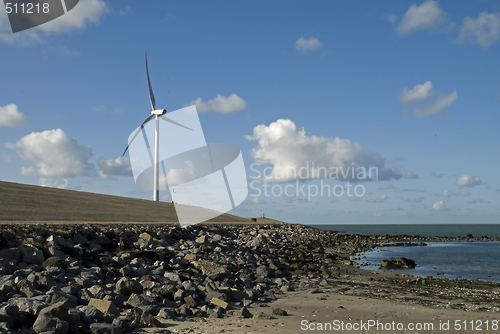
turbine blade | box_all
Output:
[160,116,193,131]
[146,52,156,111]
[123,114,154,155]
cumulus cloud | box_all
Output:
[431,172,445,178]
[459,191,471,196]
[5,128,94,177]
[367,194,388,203]
[433,200,447,211]
[185,94,247,113]
[97,157,132,178]
[245,119,402,182]
[457,12,500,48]
[0,0,108,45]
[164,160,198,187]
[400,82,458,118]
[411,90,458,118]
[405,171,419,179]
[39,178,80,190]
[396,0,451,35]
[455,174,481,187]
[0,104,30,127]
[407,197,424,203]
[400,81,433,103]
[436,189,454,197]
[294,36,323,53]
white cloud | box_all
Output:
[185,94,247,113]
[294,37,323,53]
[411,90,458,118]
[384,13,398,24]
[97,157,132,178]
[436,189,454,197]
[433,200,447,211]
[246,197,265,205]
[396,0,451,35]
[165,160,198,186]
[0,104,30,127]
[39,178,79,190]
[5,128,94,177]
[405,170,419,179]
[245,119,402,182]
[459,191,471,196]
[400,81,433,103]
[431,172,445,178]
[457,12,500,48]
[0,0,108,45]
[367,194,388,203]
[455,174,481,187]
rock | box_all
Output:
[19,244,44,265]
[80,305,104,322]
[210,298,230,310]
[33,314,69,334]
[89,323,123,334]
[0,248,20,262]
[115,278,143,295]
[183,295,197,308]
[126,294,156,308]
[43,257,66,269]
[112,317,132,332]
[256,265,275,278]
[141,312,162,328]
[9,297,48,315]
[193,260,228,276]
[238,307,252,318]
[272,308,288,316]
[253,311,272,319]
[184,254,197,262]
[380,257,416,269]
[39,301,70,320]
[67,308,83,324]
[157,308,176,320]
[88,299,119,315]
[195,235,207,244]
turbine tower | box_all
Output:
[123,53,192,201]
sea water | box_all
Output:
[311,224,500,238]
[311,224,500,283]
[358,242,500,283]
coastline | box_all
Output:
[1,222,499,333]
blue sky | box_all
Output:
[1,0,499,224]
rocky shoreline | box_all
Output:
[0,223,499,333]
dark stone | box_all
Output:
[272,308,288,316]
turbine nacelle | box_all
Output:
[151,109,166,116]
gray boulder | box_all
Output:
[33,314,69,334]
[19,244,44,265]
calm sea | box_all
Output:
[311,224,500,283]
[310,224,500,238]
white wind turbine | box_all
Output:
[123,53,192,201]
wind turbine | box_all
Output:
[123,53,192,201]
